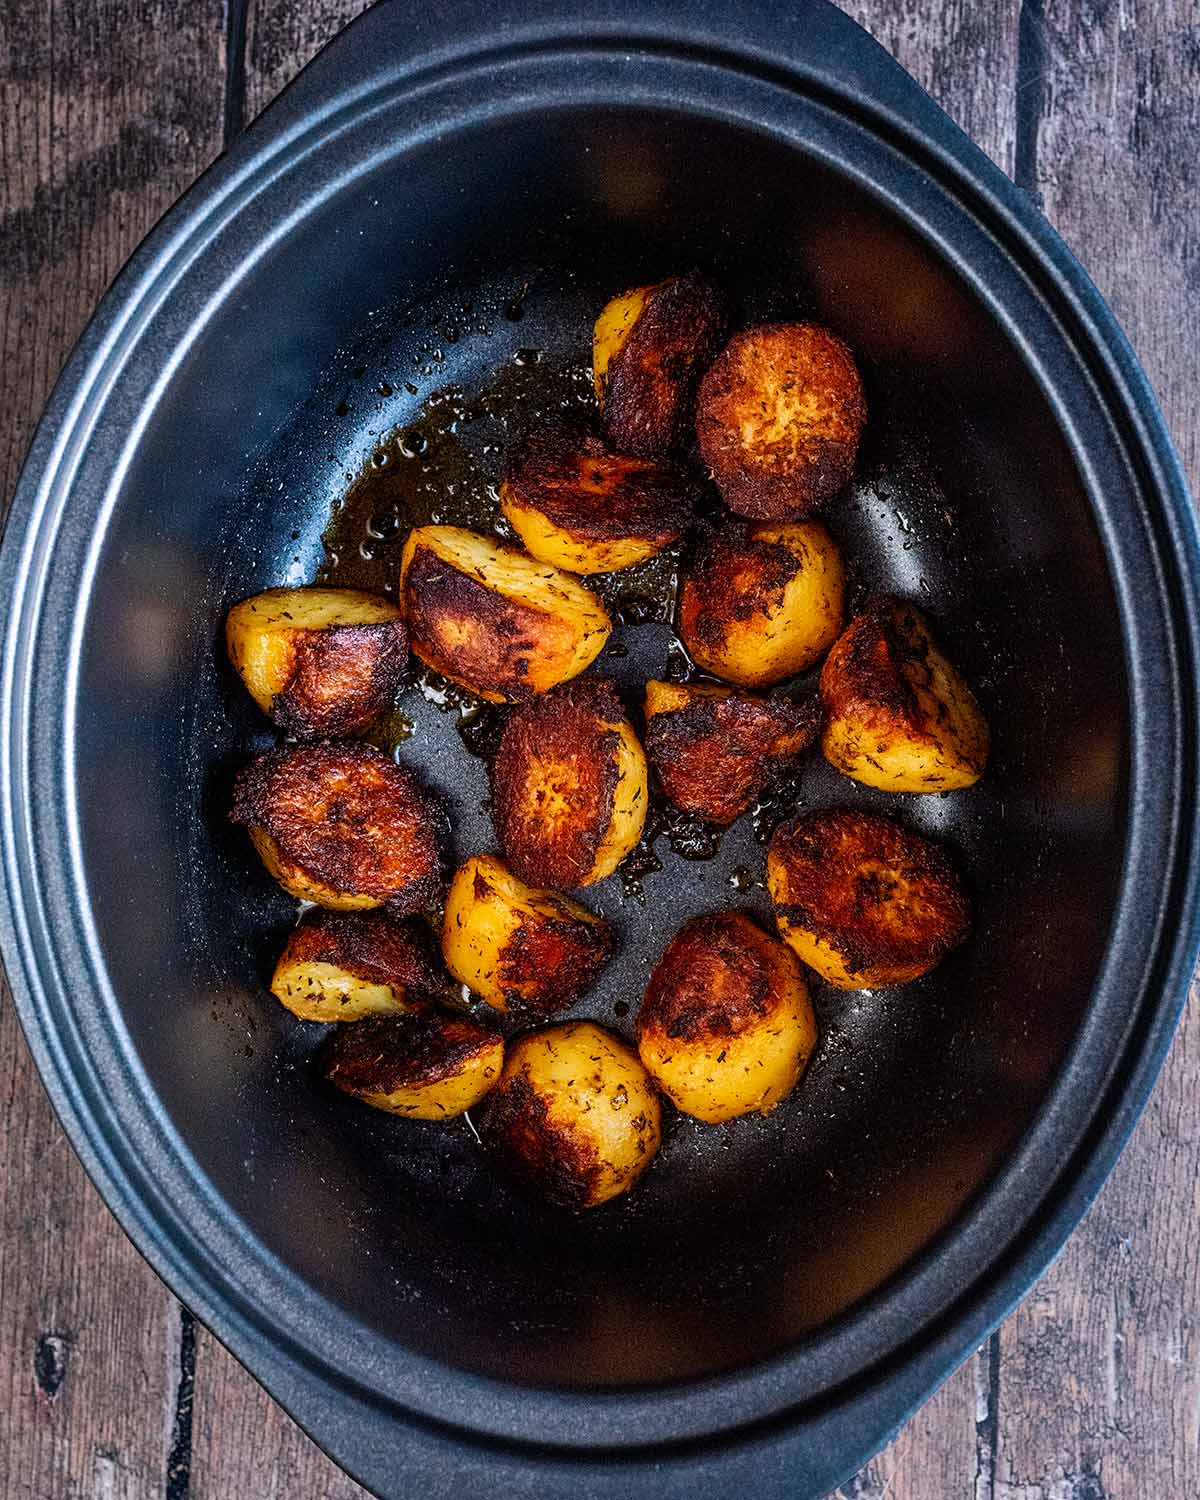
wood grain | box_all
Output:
[0,5,226,1496]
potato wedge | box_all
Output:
[643,680,819,824]
[678,519,845,687]
[593,271,727,457]
[225,585,407,736]
[500,423,693,574]
[442,855,615,1015]
[696,323,866,519]
[767,808,970,988]
[398,525,611,702]
[491,679,648,889]
[320,1010,503,1119]
[271,908,450,1022]
[820,596,989,792]
[231,741,444,912]
[637,911,817,1123]
[484,1021,661,1207]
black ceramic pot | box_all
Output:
[2,3,1197,1497]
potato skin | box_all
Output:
[231,742,444,912]
[594,271,728,458]
[271,908,449,1022]
[484,1021,662,1208]
[491,679,648,889]
[696,323,866,519]
[767,808,970,989]
[820,596,989,792]
[398,525,611,702]
[320,1010,503,1119]
[500,423,694,574]
[643,680,819,824]
[442,855,615,1015]
[678,520,845,687]
[225,586,407,737]
[637,911,817,1123]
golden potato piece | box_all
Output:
[484,1021,661,1208]
[643,680,819,824]
[696,323,866,519]
[678,519,846,687]
[767,808,970,989]
[491,679,648,889]
[500,423,694,574]
[593,271,727,457]
[442,855,615,1015]
[820,596,989,792]
[225,586,407,737]
[320,1010,503,1119]
[637,911,817,1123]
[271,908,450,1022]
[398,525,611,702]
[231,742,444,912]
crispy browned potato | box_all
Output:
[696,323,866,519]
[491,679,648,889]
[820,596,989,792]
[767,808,970,988]
[231,742,444,912]
[225,586,407,737]
[398,525,611,702]
[678,519,846,687]
[320,1011,503,1119]
[442,855,615,1015]
[637,911,817,1123]
[643,680,819,824]
[500,423,694,574]
[271,908,450,1022]
[593,271,727,457]
[483,1021,661,1208]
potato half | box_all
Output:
[320,1011,503,1119]
[767,808,970,989]
[232,741,444,912]
[637,911,816,1123]
[820,596,989,792]
[643,680,819,824]
[696,323,866,519]
[271,908,449,1022]
[678,520,845,687]
[593,271,727,457]
[484,1021,661,1208]
[398,525,611,702]
[442,855,615,1015]
[225,586,407,737]
[500,423,694,574]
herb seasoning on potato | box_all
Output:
[271,908,451,1023]
[320,1010,503,1119]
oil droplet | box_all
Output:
[728,866,759,892]
[371,450,390,468]
[513,348,543,366]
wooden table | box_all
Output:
[1,2,1196,1495]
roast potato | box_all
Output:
[398,525,611,701]
[225,585,407,736]
[643,680,819,824]
[500,423,694,574]
[320,1010,503,1119]
[271,907,450,1022]
[696,323,866,519]
[593,271,727,457]
[767,808,970,988]
[491,679,648,889]
[820,596,989,792]
[442,854,615,1015]
[678,520,845,687]
[231,741,444,911]
[637,911,817,1123]
[484,1021,661,1208]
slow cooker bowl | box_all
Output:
[3,3,1197,1496]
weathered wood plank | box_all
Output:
[0,3,226,1496]
[243,0,372,123]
